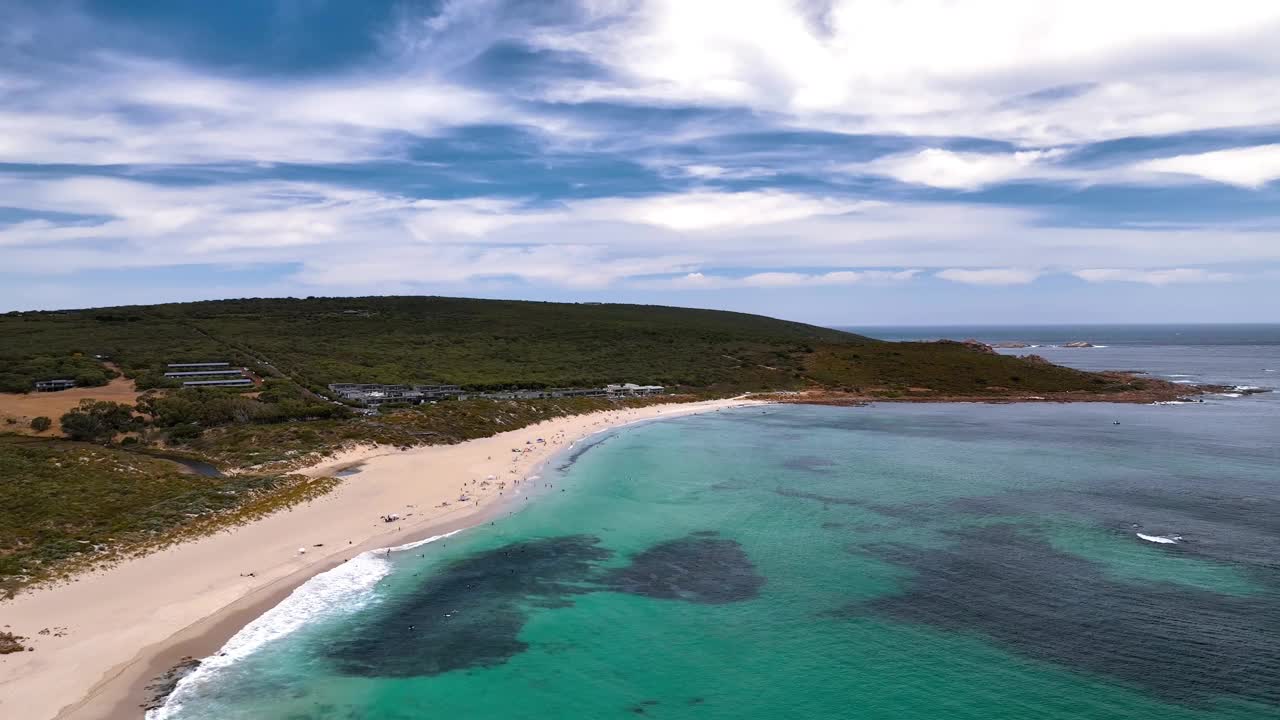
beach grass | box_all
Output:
[0,436,332,597]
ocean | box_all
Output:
[153,326,1280,720]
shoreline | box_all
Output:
[0,397,759,720]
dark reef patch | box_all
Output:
[775,488,928,521]
[781,455,837,472]
[710,477,751,491]
[556,433,616,471]
[605,533,765,604]
[854,524,1280,707]
[946,486,1280,570]
[326,535,611,678]
[328,532,764,678]
[776,487,863,507]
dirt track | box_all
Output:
[0,376,141,434]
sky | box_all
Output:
[2,0,1279,325]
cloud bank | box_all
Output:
[1,0,1277,319]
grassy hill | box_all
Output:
[1,296,856,392]
[3,295,1118,395]
[0,296,1177,593]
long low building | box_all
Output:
[327,383,463,406]
[34,379,77,392]
[167,362,231,369]
[164,369,246,378]
[182,378,255,388]
[606,383,666,396]
[328,381,663,406]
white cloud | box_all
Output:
[1130,144,1280,188]
[533,0,1280,145]
[848,144,1280,190]
[2,176,1277,294]
[856,148,1069,190]
[1073,268,1236,285]
[649,269,920,289]
[680,164,777,180]
[936,268,1042,285]
[571,190,871,231]
[0,55,505,166]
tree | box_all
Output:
[60,400,135,443]
[29,416,52,433]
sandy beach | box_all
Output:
[0,397,757,720]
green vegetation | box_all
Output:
[29,417,51,433]
[0,353,114,393]
[803,340,1130,396]
[0,631,27,654]
[0,297,1148,396]
[0,296,1169,593]
[0,436,335,597]
[59,400,137,443]
[187,394,679,471]
[139,380,349,440]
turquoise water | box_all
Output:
[155,394,1280,720]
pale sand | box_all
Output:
[0,397,758,720]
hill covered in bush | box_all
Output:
[2,295,1122,396]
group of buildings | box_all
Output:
[163,362,254,388]
[327,381,665,407]
[33,360,256,392]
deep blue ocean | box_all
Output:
[153,326,1279,720]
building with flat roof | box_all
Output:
[181,378,255,388]
[606,383,666,396]
[34,379,77,392]
[167,362,231,369]
[164,369,246,378]
[328,383,465,406]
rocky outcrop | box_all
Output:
[1062,341,1094,348]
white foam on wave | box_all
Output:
[1136,532,1180,545]
[149,529,462,719]
[1167,374,1194,378]
[388,528,464,552]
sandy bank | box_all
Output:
[0,397,758,720]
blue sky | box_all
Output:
[2,0,1279,324]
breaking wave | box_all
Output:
[1136,532,1181,545]
[148,529,462,719]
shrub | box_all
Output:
[60,400,134,443]
[29,417,51,433]
[0,631,27,654]
[167,423,204,443]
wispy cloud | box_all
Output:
[530,0,1280,145]
[1072,268,1236,285]
[648,269,920,289]
[935,268,1043,286]
[1130,145,1280,189]
[1,1,1279,317]
[854,149,1070,190]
